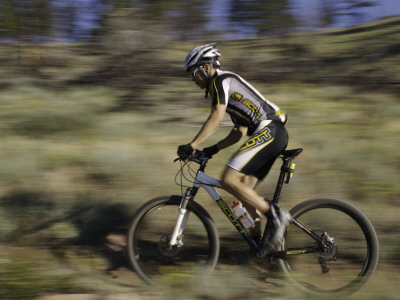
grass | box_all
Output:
[0,16,399,299]
[0,246,89,299]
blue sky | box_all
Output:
[290,0,400,29]
[51,0,400,40]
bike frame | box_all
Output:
[170,155,327,258]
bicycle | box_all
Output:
[126,148,379,295]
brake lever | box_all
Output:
[193,150,209,164]
[174,151,209,164]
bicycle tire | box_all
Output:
[277,198,379,295]
[127,195,220,283]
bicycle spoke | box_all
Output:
[277,199,378,295]
[127,196,219,282]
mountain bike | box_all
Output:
[126,148,379,295]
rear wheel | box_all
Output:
[127,195,220,283]
[277,198,379,295]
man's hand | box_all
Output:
[177,144,194,160]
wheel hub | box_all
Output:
[158,234,181,257]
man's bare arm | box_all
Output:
[190,104,226,148]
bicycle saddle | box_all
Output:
[281,148,303,159]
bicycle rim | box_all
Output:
[127,196,220,283]
[277,198,379,295]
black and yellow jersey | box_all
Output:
[209,70,286,134]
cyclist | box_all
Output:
[177,43,292,251]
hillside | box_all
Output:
[0,16,399,300]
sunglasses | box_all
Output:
[190,67,199,79]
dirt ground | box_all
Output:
[33,232,399,300]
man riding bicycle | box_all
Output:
[177,43,292,250]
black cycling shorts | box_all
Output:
[228,120,288,181]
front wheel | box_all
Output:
[277,198,379,295]
[127,195,220,283]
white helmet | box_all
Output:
[184,43,221,72]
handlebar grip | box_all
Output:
[174,151,210,164]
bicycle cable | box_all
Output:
[174,160,197,194]
[174,157,218,192]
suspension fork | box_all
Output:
[168,187,198,247]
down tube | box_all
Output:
[196,175,258,251]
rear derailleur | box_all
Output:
[318,232,337,273]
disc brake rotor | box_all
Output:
[158,234,181,257]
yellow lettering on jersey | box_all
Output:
[242,99,262,119]
[231,92,243,101]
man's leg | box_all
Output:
[221,166,270,214]
[221,166,292,249]
[241,174,263,239]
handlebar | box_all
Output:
[174,150,210,165]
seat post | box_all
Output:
[272,157,291,204]
[271,148,302,205]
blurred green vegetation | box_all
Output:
[0,16,399,300]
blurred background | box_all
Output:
[0,0,399,299]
